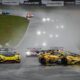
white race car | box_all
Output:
[26,12,34,19]
[25,48,40,57]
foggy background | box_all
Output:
[12,7,80,54]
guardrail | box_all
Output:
[0,9,27,18]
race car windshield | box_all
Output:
[0,51,14,54]
[0,48,15,55]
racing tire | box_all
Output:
[75,61,80,65]
[61,57,68,65]
[39,58,47,66]
[48,60,54,64]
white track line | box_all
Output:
[15,19,32,49]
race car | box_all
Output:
[26,12,34,19]
[66,54,80,65]
[38,50,80,65]
[25,48,40,57]
[0,48,21,63]
[38,50,62,65]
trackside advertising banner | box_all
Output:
[75,0,80,4]
[46,1,64,6]
[2,0,19,5]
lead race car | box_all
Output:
[26,12,34,20]
[0,48,21,63]
[38,49,80,65]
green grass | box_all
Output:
[0,14,29,46]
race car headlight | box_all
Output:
[25,51,31,56]
[0,56,5,61]
[15,55,21,59]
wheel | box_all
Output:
[39,58,47,65]
[61,57,68,65]
[48,60,54,64]
[16,59,21,63]
[75,61,80,65]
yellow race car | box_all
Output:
[39,53,61,65]
[0,48,21,63]
[38,50,80,65]
[66,54,80,65]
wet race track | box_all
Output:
[0,57,80,80]
[0,6,80,80]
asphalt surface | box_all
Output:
[0,57,80,80]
